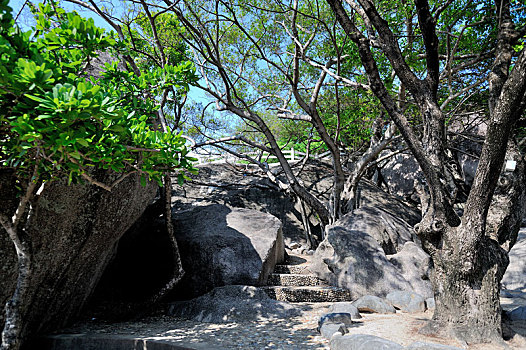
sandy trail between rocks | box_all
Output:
[59,299,526,350]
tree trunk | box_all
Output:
[421,144,525,344]
[422,230,508,343]
[1,247,32,350]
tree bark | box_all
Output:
[1,247,31,350]
[422,227,508,343]
[326,0,526,343]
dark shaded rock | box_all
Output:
[167,285,299,322]
[508,306,526,321]
[318,312,354,331]
[330,333,403,350]
[170,204,284,299]
[40,334,221,350]
[351,295,396,314]
[385,291,426,313]
[82,201,178,320]
[311,206,430,299]
[0,171,157,341]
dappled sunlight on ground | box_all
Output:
[59,302,332,349]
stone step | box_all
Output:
[273,264,311,275]
[263,286,352,303]
[267,273,325,287]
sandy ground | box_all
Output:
[58,297,526,350]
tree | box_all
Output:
[326,0,526,343]
[0,2,197,348]
[64,0,526,343]
[167,0,410,230]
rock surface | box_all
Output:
[425,297,436,310]
[167,285,299,323]
[502,230,526,292]
[351,295,396,314]
[330,333,404,350]
[386,291,426,313]
[318,312,354,330]
[0,171,157,341]
[508,306,526,321]
[319,323,348,340]
[378,152,423,205]
[311,208,431,299]
[170,204,284,299]
[328,302,362,319]
[387,242,433,298]
[171,164,307,246]
[405,341,464,350]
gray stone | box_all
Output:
[330,334,403,350]
[425,297,436,310]
[171,204,284,298]
[387,242,433,298]
[1,171,157,337]
[377,152,423,205]
[406,341,464,350]
[311,209,428,299]
[352,295,396,314]
[318,312,354,331]
[502,230,526,292]
[171,164,420,252]
[386,291,426,313]
[508,306,526,321]
[171,163,307,247]
[319,323,348,340]
[167,285,300,323]
[328,302,362,319]
[344,206,417,255]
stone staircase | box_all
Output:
[263,254,351,302]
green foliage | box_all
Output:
[0,0,198,187]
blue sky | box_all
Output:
[8,0,212,107]
[9,0,112,30]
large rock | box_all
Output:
[501,230,526,291]
[311,206,432,299]
[170,204,284,299]
[377,152,423,205]
[171,164,307,247]
[351,295,396,314]
[385,291,426,313]
[378,116,487,206]
[167,285,299,322]
[330,334,403,350]
[387,242,433,298]
[340,206,417,255]
[171,163,420,249]
[0,170,157,342]
[406,342,464,350]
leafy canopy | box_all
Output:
[0,0,198,187]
